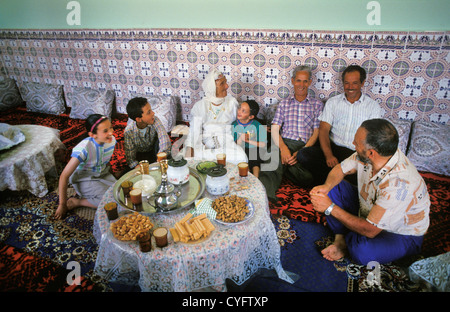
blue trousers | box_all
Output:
[326,180,424,265]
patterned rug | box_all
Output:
[0,243,103,292]
[263,171,450,292]
[0,186,115,292]
[268,179,325,224]
[267,216,428,292]
[0,182,438,292]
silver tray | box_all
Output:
[113,162,206,214]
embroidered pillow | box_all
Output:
[387,117,412,154]
[0,78,23,111]
[406,121,450,175]
[20,81,65,115]
[128,94,177,132]
[67,87,115,119]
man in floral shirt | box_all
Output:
[310,119,430,265]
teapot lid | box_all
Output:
[168,157,187,167]
[206,166,227,177]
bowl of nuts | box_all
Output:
[211,195,254,226]
[110,212,154,241]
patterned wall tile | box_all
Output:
[0,28,449,125]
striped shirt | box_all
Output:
[272,96,323,143]
[124,116,172,168]
[341,150,430,236]
[71,136,116,173]
[320,93,382,150]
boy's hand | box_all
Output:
[237,133,246,145]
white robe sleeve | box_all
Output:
[185,100,205,149]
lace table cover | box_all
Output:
[0,124,65,197]
[409,252,450,292]
[93,161,293,291]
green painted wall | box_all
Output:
[0,0,449,31]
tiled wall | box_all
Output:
[0,29,449,124]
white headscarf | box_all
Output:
[202,68,225,105]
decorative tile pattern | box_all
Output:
[0,29,449,124]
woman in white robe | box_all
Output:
[182,68,247,165]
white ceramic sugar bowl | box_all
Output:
[205,166,229,195]
[167,157,190,185]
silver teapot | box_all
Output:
[148,160,180,212]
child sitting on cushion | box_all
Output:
[232,100,267,177]
[55,114,118,219]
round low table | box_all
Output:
[93,160,293,291]
[0,124,65,197]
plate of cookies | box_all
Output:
[211,195,254,226]
[110,212,154,241]
[169,212,216,244]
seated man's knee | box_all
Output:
[345,233,375,265]
[297,145,321,163]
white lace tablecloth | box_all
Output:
[0,124,65,197]
[93,161,293,292]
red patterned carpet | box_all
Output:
[268,178,324,223]
[419,172,450,257]
[0,243,103,292]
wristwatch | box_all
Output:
[324,203,335,216]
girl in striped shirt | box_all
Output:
[55,114,117,219]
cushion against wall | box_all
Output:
[67,87,115,119]
[0,78,23,111]
[128,94,177,132]
[387,117,412,154]
[20,82,65,115]
[406,121,450,176]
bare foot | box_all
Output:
[67,197,78,210]
[321,234,347,261]
[54,197,79,220]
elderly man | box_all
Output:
[298,65,382,185]
[310,119,430,265]
[259,65,323,202]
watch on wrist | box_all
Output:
[324,203,335,216]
